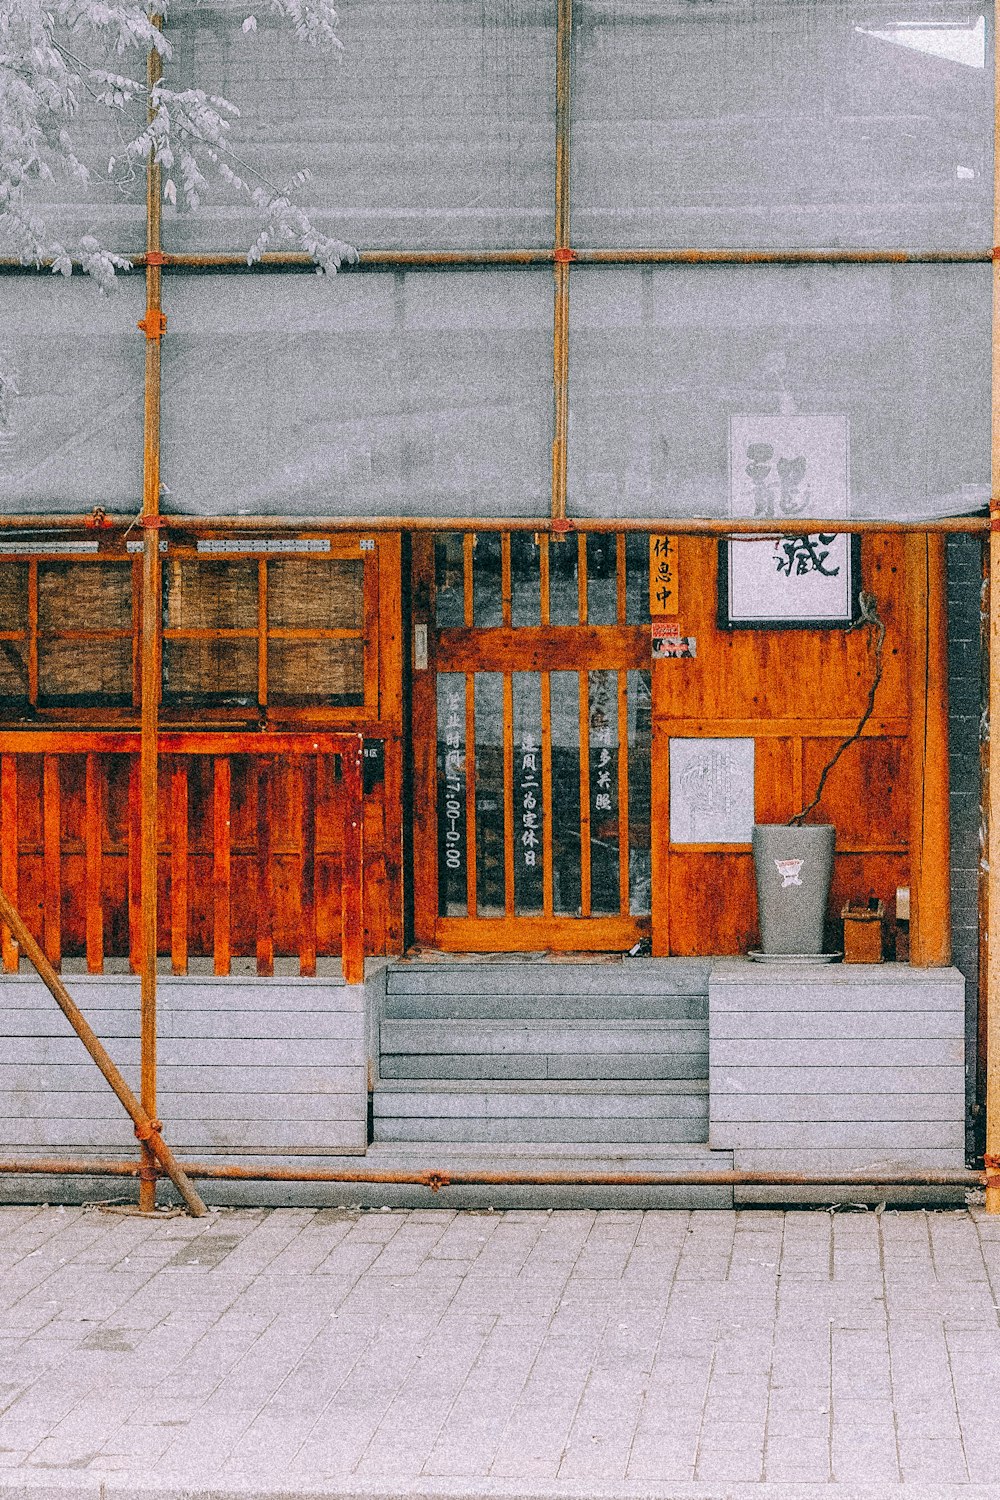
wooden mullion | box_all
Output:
[501,533,512,628]
[0,754,18,971]
[256,757,273,975]
[27,560,37,706]
[579,670,592,917]
[42,755,60,967]
[161,628,258,640]
[616,533,627,626]
[541,670,554,918]
[465,671,478,918]
[170,755,188,974]
[503,671,515,917]
[362,543,380,714]
[577,532,588,625]
[258,558,268,708]
[617,669,630,918]
[266,628,366,640]
[299,754,317,976]
[84,752,103,973]
[540,534,551,627]
[463,533,475,627]
[213,755,231,976]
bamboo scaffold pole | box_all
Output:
[137,17,165,1214]
[0,514,987,536]
[0,892,207,1215]
[986,0,1000,1214]
[550,0,573,525]
[0,248,993,274]
[0,1156,984,1193]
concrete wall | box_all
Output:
[709,961,967,1184]
[0,974,368,1174]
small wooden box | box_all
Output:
[842,901,885,964]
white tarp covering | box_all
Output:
[574,1,993,250]
[568,264,991,521]
[163,0,557,253]
[158,271,553,516]
[0,277,145,513]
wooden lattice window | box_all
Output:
[0,556,136,713]
[161,540,376,715]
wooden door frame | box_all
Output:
[410,533,650,952]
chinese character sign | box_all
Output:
[513,673,544,914]
[724,414,855,627]
[649,535,679,616]
[436,676,467,915]
[588,670,621,914]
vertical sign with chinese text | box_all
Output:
[649,535,679,617]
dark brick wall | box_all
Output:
[946,534,983,1160]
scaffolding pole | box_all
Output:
[138,19,165,1215]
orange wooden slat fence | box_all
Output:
[0,731,365,985]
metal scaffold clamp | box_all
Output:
[138,310,167,341]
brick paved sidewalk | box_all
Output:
[1,1204,1000,1500]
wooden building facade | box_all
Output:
[0,0,996,1207]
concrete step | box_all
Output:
[384,992,709,1021]
[372,1079,709,1145]
[386,958,711,997]
[380,1051,708,1081]
[380,1018,707,1056]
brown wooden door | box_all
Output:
[411,532,653,951]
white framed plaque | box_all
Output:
[669,737,755,845]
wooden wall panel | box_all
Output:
[668,853,757,957]
[655,534,936,959]
[800,736,909,849]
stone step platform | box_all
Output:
[373,1079,709,1144]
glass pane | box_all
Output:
[268,559,363,630]
[474,673,505,916]
[627,670,652,916]
[588,670,620,915]
[625,535,651,625]
[573,0,993,250]
[160,272,552,517]
[550,671,581,916]
[568,265,990,521]
[435,534,466,627]
[267,640,364,706]
[586,534,618,625]
[436,673,468,917]
[511,534,541,627]
[472,533,503,628]
[549,537,579,625]
[162,640,258,706]
[0,31,145,257]
[0,279,144,514]
[165,0,556,253]
[163,560,257,630]
[513,673,544,915]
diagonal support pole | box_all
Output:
[0,886,208,1217]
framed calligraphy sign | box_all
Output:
[721,413,859,630]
